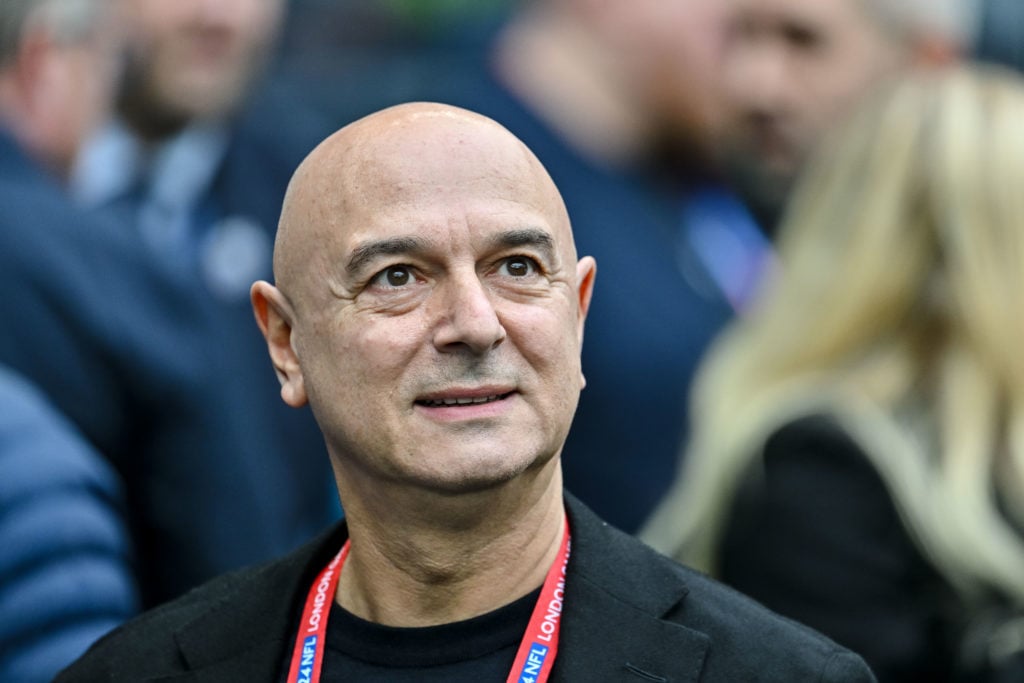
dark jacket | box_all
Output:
[0,122,337,608]
[57,494,875,682]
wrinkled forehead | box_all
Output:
[275,106,574,285]
[347,111,550,209]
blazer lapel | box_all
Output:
[554,496,710,682]
[554,575,709,683]
[149,523,350,683]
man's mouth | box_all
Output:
[416,392,512,408]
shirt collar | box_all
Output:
[72,118,230,213]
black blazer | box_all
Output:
[56,494,875,682]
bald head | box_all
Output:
[274,102,574,304]
[251,101,596,501]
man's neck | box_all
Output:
[334,464,566,627]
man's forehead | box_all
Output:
[276,104,575,283]
[296,105,533,198]
[331,177,573,268]
[342,104,514,151]
[356,113,537,184]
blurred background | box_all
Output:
[6,0,1024,680]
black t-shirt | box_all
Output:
[303,587,541,682]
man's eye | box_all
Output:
[782,22,823,51]
[372,265,414,288]
[500,256,539,278]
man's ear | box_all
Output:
[575,256,596,343]
[574,256,596,390]
[251,280,308,408]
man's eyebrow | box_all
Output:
[346,236,428,277]
[345,229,557,277]
[490,228,557,261]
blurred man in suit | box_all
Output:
[0,4,138,679]
[70,0,340,606]
[719,0,971,232]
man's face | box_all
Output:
[272,112,595,496]
[36,8,122,175]
[119,0,283,130]
[721,0,907,221]
[609,0,732,154]
[573,0,731,164]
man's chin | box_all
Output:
[420,467,528,497]
[412,451,557,498]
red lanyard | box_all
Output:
[286,518,572,683]
[286,542,347,683]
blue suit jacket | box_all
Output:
[0,127,337,607]
[0,366,137,682]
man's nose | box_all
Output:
[727,42,788,113]
[431,273,507,355]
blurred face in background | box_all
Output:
[581,0,732,167]
[118,0,285,138]
[21,0,123,176]
[720,0,907,225]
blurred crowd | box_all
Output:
[3,0,1024,680]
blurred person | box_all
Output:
[0,2,137,680]
[719,0,972,233]
[0,365,138,683]
[75,0,325,296]
[57,101,874,683]
[493,0,730,174]
[489,0,740,533]
[116,0,281,141]
[71,0,340,605]
[644,66,1024,681]
[485,0,738,533]
[0,0,335,611]
[677,0,976,386]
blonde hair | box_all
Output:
[642,64,1024,605]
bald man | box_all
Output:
[57,103,875,683]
